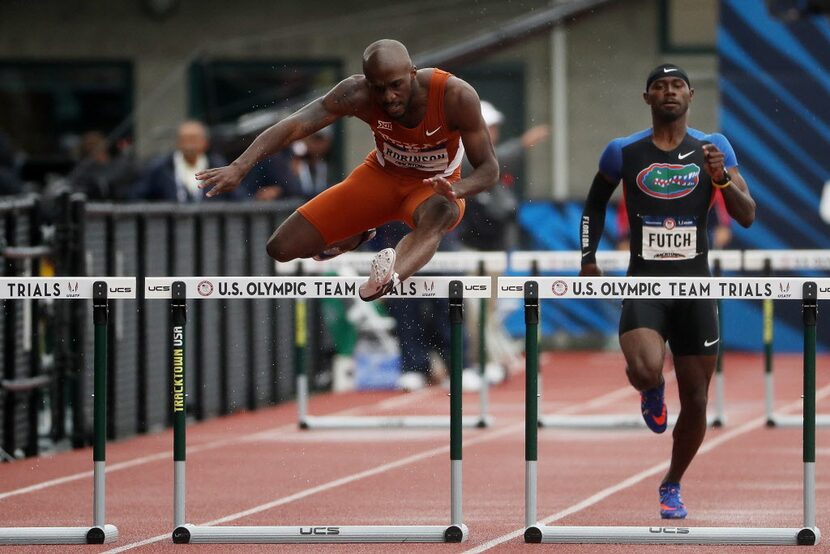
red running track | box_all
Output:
[1,351,829,553]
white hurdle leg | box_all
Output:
[503,276,825,547]
[165,277,474,544]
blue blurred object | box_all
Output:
[507,200,828,353]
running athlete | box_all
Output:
[197,39,499,300]
[579,64,756,519]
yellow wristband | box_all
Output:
[712,180,732,190]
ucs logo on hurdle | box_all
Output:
[299,527,340,536]
[649,527,690,535]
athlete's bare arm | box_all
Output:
[702,143,755,228]
[197,76,370,197]
[425,77,498,201]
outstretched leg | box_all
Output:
[359,194,459,301]
[394,194,460,280]
[653,354,714,519]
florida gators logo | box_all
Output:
[636,163,700,199]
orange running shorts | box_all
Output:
[297,160,465,245]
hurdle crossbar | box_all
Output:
[151,277,473,544]
[278,252,506,429]
[501,276,823,546]
[744,250,830,428]
[509,252,742,429]
[0,278,133,545]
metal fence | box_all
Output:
[0,195,43,459]
[1,194,323,459]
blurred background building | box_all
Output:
[0,0,721,202]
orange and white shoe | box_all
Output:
[313,228,376,261]
[359,248,399,301]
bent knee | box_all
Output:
[425,198,459,230]
[625,352,664,378]
[625,354,664,390]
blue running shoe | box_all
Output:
[659,482,688,519]
[640,380,667,433]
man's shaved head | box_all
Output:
[361,39,419,120]
[362,39,413,75]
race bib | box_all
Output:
[641,216,698,260]
[381,142,450,172]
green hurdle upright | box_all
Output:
[501,276,822,546]
[511,250,738,429]
[171,282,187,531]
[149,276,472,544]
[0,278,131,545]
[523,281,539,529]
[743,250,830,428]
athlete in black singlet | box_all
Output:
[580,64,756,519]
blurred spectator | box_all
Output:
[67,131,136,200]
[237,126,335,202]
[459,101,549,251]
[371,223,469,392]
[132,120,240,201]
[0,131,23,196]
[284,126,335,200]
[240,149,297,201]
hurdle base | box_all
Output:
[0,524,118,545]
[524,525,820,545]
[767,414,830,428]
[300,415,490,429]
[539,414,672,429]
[538,413,721,429]
[174,523,468,543]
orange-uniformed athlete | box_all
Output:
[197,39,499,300]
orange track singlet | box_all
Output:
[298,69,466,245]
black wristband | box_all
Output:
[713,169,731,186]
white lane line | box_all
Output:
[103,380,646,551]
[0,390,431,501]
[0,365,631,501]
[102,422,526,552]
[464,383,830,553]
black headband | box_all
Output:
[646,64,691,90]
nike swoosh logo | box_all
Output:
[678,150,694,160]
[704,338,719,347]
[663,68,678,73]
[652,405,667,426]
[582,252,591,257]
[425,126,442,136]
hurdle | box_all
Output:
[145,275,483,543]
[744,249,830,427]
[277,251,507,429]
[500,275,822,545]
[510,251,741,429]
[0,277,134,545]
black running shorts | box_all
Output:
[619,298,719,356]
